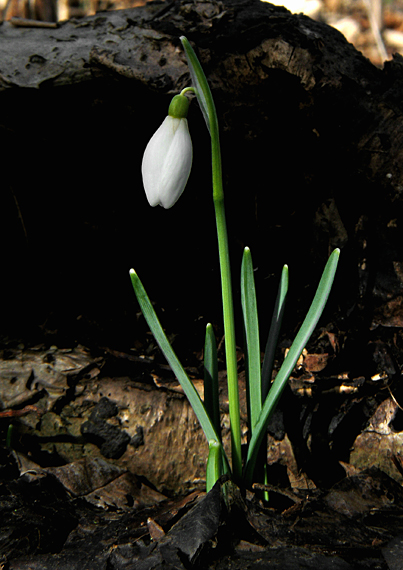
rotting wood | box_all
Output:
[2,0,403,498]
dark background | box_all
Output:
[1,0,402,368]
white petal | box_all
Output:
[141,116,192,209]
[159,119,192,208]
[141,116,176,207]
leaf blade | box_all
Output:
[204,323,221,439]
[261,264,289,401]
[241,247,261,436]
[244,248,340,486]
[130,269,223,448]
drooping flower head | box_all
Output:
[141,93,193,209]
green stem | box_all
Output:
[181,36,242,481]
[210,90,241,480]
[209,76,241,481]
[214,198,242,482]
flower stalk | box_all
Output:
[180,36,242,482]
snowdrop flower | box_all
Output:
[142,93,193,209]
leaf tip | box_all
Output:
[329,248,341,265]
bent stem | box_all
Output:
[181,36,242,482]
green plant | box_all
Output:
[130,36,339,493]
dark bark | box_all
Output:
[1,0,402,350]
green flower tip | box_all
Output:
[168,94,190,119]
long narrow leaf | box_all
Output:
[259,265,288,502]
[241,247,261,436]
[204,323,221,439]
[244,248,340,486]
[130,269,228,468]
[206,439,223,491]
[261,265,289,401]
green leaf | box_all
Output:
[130,269,224,451]
[244,248,340,486]
[261,265,288,401]
[241,247,261,436]
[206,439,223,491]
[204,323,220,439]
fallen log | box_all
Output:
[1,0,402,352]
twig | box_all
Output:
[10,185,29,246]
[363,0,388,62]
[9,17,58,27]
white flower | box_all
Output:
[141,114,193,209]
